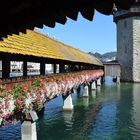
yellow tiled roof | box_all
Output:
[0,30,102,66]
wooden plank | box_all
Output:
[104,64,120,77]
[23,60,27,77]
[40,61,45,75]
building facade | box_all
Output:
[114,1,140,82]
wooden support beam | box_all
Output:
[53,64,56,74]
[23,60,27,77]
[40,61,45,75]
[79,65,81,71]
[2,58,10,79]
[59,63,65,73]
[68,65,71,72]
[71,64,74,72]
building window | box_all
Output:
[56,64,59,73]
[10,61,23,77]
[45,64,54,75]
[27,62,40,76]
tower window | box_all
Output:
[124,20,127,28]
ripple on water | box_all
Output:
[91,101,118,139]
[0,122,21,140]
[130,124,140,139]
[1,81,140,140]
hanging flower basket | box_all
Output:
[0,70,104,126]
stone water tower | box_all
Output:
[114,0,140,82]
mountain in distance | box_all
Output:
[88,51,117,62]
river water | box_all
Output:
[0,77,140,140]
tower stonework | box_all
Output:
[114,1,140,82]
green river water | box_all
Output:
[0,77,140,140]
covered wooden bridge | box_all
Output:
[0,0,135,139]
[0,29,103,79]
[0,30,104,134]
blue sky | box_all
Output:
[36,11,116,54]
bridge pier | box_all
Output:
[97,77,101,86]
[116,76,120,84]
[72,88,77,94]
[91,81,96,90]
[83,85,89,97]
[21,111,38,140]
[63,93,74,111]
[76,84,83,94]
[21,121,37,140]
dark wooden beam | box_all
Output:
[59,62,65,73]
[40,61,45,75]
[0,0,134,38]
[2,56,10,79]
[53,64,56,74]
[23,60,27,77]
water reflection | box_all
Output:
[82,97,89,107]
[1,77,140,140]
[132,84,140,139]
[91,83,119,139]
[96,86,101,93]
[116,83,134,140]
[63,111,73,130]
[91,90,96,98]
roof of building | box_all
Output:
[103,60,120,65]
[0,0,135,37]
[0,30,103,66]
